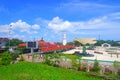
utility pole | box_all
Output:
[9,25,12,52]
[31,37,36,62]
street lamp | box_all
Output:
[9,24,12,51]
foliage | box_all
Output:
[33,54,39,58]
[67,42,74,45]
[43,52,61,65]
[17,47,25,54]
[86,43,90,46]
[72,58,81,68]
[74,41,83,46]
[95,40,120,46]
[60,54,80,62]
[88,44,94,50]
[53,51,60,59]
[19,55,25,62]
[118,69,120,76]
[113,60,120,69]
[43,54,52,65]
[93,59,100,72]
[0,62,104,80]
[0,51,12,65]
[5,38,23,47]
[11,50,20,61]
[82,45,87,55]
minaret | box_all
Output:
[63,34,67,45]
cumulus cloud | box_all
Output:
[0,25,9,33]
[56,2,120,15]
[47,13,120,35]
[48,17,73,32]
[32,24,40,30]
[0,20,40,40]
[10,20,40,34]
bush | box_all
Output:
[113,60,120,69]
[93,59,100,72]
[19,55,25,62]
[43,55,52,65]
[1,52,12,65]
[117,69,120,75]
[11,50,19,61]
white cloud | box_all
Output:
[0,25,9,33]
[9,20,40,34]
[0,20,40,40]
[48,17,73,32]
[32,24,40,30]
[47,13,120,35]
[56,2,120,14]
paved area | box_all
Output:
[63,48,120,62]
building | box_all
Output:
[0,38,9,48]
[63,34,67,46]
[74,38,97,45]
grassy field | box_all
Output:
[0,62,104,80]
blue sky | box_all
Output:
[0,0,120,42]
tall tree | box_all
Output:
[5,38,23,47]
[82,45,87,55]
[74,41,83,46]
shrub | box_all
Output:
[19,55,25,62]
[43,55,52,65]
[113,60,120,69]
[11,50,19,61]
[93,59,100,72]
[118,69,120,75]
[1,52,12,65]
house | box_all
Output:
[0,38,9,48]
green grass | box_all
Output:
[0,62,104,80]
[60,54,80,62]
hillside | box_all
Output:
[0,62,104,80]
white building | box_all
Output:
[62,34,67,45]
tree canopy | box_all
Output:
[95,40,120,46]
[5,38,23,47]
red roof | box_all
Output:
[18,43,26,47]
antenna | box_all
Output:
[98,34,100,40]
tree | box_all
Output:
[113,60,120,75]
[1,52,12,65]
[113,61,120,69]
[89,44,94,50]
[19,55,25,62]
[10,50,19,63]
[5,38,23,47]
[74,41,83,46]
[95,40,120,46]
[93,59,100,72]
[86,43,90,46]
[82,45,87,56]
[67,42,74,45]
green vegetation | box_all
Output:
[60,54,80,62]
[74,41,83,46]
[82,45,87,55]
[11,50,19,61]
[113,60,120,69]
[5,38,23,47]
[19,55,25,62]
[93,59,100,72]
[0,51,12,65]
[95,40,120,46]
[0,62,104,80]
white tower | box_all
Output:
[63,34,67,45]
